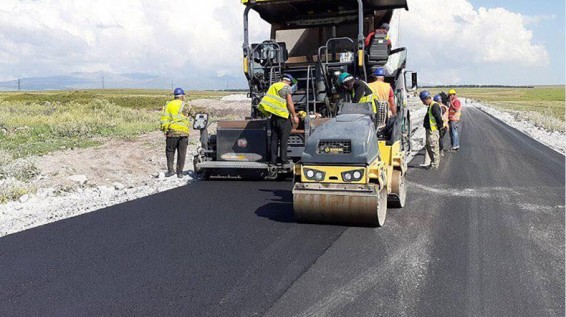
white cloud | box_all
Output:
[398,0,550,84]
[523,14,556,25]
[0,0,553,87]
[0,0,270,87]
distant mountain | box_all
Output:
[0,72,164,91]
[0,76,94,91]
[0,72,249,91]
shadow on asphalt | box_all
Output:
[408,148,428,169]
[255,189,295,223]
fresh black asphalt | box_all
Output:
[0,107,564,316]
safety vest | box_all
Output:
[428,102,439,132]
[160,99,190,135]
[440,104,449,128]
[258,82,289,118]
[449,98,462,122]
[352,81,377,113]
[368,81,391,102]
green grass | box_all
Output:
[1,89,232,111]
[0,89,233,158]
[455,87,565,119]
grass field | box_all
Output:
[1,87,563,158]
[1,89,231,111]
[0,90,232,158]
[455,86,564,117]
[0,89,236,202]
[435,86,565,132]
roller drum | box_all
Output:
[388,169,406,208]
[293,183,387,227]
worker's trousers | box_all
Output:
[439,127,448,151]
[449,121,460,149]
[426,129,440,169]
[166,136,188,175]
[270,115,292,165]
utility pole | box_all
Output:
[17,78,21,91]
[170,80,174,91]
[102,76,105,89]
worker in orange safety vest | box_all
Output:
[448,89,462,151]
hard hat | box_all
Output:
[173,87,185,96]
[448,89,457,95]
[338,72,354,85]
[282,73,298,85]
[419,90,431,100]
[373,67,386,77]
[381,23,390,30]
[433,94,442,102]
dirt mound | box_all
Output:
[190,99,250,118]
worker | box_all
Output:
[338,72,376,113]
[434,94,449,156]
[448,89,462,151]
[420,90,444,170]
[368,67,396,116]
[258,73,299,166]
[364,23,392,49]
[160,87,195,178]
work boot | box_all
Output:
[165,171,175,177]
[177,173,184,179]
[451,147,460,151]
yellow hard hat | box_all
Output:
[297,111,307,118]
[448,89,457,95]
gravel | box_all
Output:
[469,99,565,154]
[221,94,251,101]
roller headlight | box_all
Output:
[342,169,365,182]
[304,168,326,182]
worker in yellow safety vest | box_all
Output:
[368,67,397,116]
[420,90,444,170]
[258,74,299,166]
[338,72,377,113]
[160,87,195,178]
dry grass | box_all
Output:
[0,90,233,158]
[0,89,233,202]
[0,150,37,203]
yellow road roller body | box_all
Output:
[292,103,407,227]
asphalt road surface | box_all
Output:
[1,107,564,316]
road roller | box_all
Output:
[292,102,407,227]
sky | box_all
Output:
[0,0,563,90]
